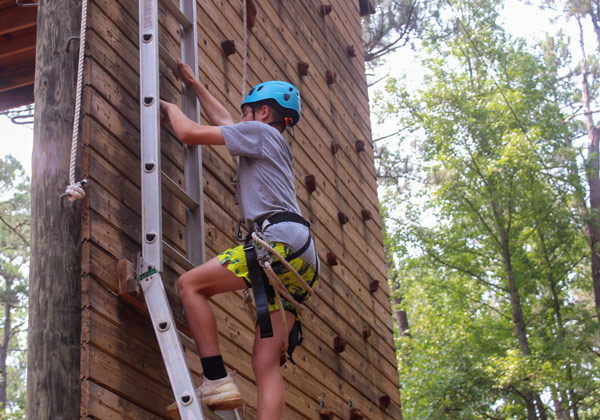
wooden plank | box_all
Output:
[82,79,392,348]
[82,380,232,420]
[82,215,401,412]
[0,48,35,92]
[80,1,402,418]
[81,343,174,418]
[96,0,380,213]
[0,5,36,36]
[176,4,386,278]
[81,380,167,420]
[0,26,36,59]
[84,35,390,306]
[0,84,33,111]
[265,0,371,123]
[82,273,401,419]
[193,0,382,231]
[82,279,300,419]
[89,0,384,253]
[83,182,397,388]
[82,27,396,360]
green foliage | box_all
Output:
[0,155,29,418]
[362,0,446,68]
[374,0,600,418]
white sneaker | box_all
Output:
[166,372,243,419]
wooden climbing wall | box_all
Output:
[79,0,401,418]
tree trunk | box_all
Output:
[393,293,410,337]
[390,279,405,420]
[535,227,578,420]
[494,201,546,420]
[27,1,83,419]
[578,17,600,337]
[0,299,10,407]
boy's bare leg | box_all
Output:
[178,256,247,357]
[252,310,296,420]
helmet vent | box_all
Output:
[283,94,290,101]
[257,85,264,91]
[249,88,255,95]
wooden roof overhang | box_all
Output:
[0,0,37,112]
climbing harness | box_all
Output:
[239,212,317,364]
[62,0,88,202]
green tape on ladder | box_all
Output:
[139,267,158,281]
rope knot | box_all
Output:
[63,179,88,202]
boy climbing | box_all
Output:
[160,60,320,420]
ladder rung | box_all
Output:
[162,171,200,211]
[159,44,180,77]
[160,0,193,30]
[163,241,195,271]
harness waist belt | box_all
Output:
[260,212,310,231]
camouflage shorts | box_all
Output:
[218,242,318,318]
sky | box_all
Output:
[0,114,34,177]
[0,0,573,179]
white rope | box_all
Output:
[241,0,248,105]
[251,232,315,297]
[242,232,316,361]
[63,0,88,202]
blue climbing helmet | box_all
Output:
[241,81,301,127]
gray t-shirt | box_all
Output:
[220,121,319,272]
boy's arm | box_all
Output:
[161,100,225,146]
[178,60,235,126]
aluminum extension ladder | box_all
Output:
[137,1,239,419]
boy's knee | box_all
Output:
[177,274,188,296]
[177,272,199,296]
[252,352,268,375]
[252,345,282,374]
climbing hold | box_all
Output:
[333,335,347,352]
[319,408,335,420]
[349,408,364,420]
[326,252,338,266]
[246,0,257,28]
[330,140,341,154]
[362,325,371,340]
[320,4,332,16]
[305,175,317,194]
[319,399,335,420]
[361,209,372,221]
[369,280,380,293]
[358,0,375,16]
[355,140,365,152]
[337,211,349,225]
[221,40,236,56]
[379,394,391,410]
[347,45,356,57]
[298,61,309,77]
[326,70,336,85]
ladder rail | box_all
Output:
[179,0,205,267]
[138,0,206,418]
[140,0,163,272]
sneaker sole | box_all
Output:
[166,395,244,418]
[206,394,244,411]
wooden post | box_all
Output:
[27,1,83,419]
